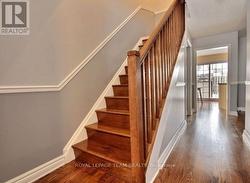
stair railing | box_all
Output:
[127,0,185,182]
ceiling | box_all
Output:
[197,46,228,56]
[186,0,247,39]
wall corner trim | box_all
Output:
[243,130,250,148]
[0,6,142,94]
[158,120,187,169]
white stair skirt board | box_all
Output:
[243,130,250,148]
[148,120,187,183]
[5,37,148,183]
[158,120,187,168]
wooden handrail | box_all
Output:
[139,0,179,62]
[127,0,185,182]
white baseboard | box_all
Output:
[0,6,142,94]
[243,130,250,148]
[158,120,187,169]
[6,156,65,183]
[5,37,148,183]
[229,111,238,116]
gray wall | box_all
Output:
[0,0,141,86]
[0,9,155,182]
[238,36,247,108]
[193,31,239,112]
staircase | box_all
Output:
[72,0,185,182]
[72,39,148,182]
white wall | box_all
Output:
[193,31,239,112]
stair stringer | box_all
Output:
[63,37,148,163]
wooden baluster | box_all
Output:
[166,20,170,82]
[127,50,145,183]
[173,12,175,67]
[154,41,160,118]
[151,46,157,130]
[158,33,163,102]
[163,28,166,96]
[162,26,167,97]
[145,54,152,144]
[160,30,164,98]
[141,59,147,154]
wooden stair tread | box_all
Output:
[96,108,129,115]
[105,96,128,99]
[73,139,131,164]
[112,84,128,87]
[86,123,130,137]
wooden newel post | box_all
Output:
[127,50,145,183]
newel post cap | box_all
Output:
[127,50,140,57]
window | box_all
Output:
[197,63,227,99]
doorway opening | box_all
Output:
[196,46,228,110]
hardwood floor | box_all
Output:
[35,102,249,183]
[154,102,250,183]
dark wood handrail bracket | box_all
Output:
[127,0,185,182]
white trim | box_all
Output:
[229,111,238,116]
[6,156,65,183]
[0,7,141,94]
[175,82,186,87]
[158,120,187,169]
[243,130,250,148]
[230,81,246,85]
[148,169,160,183]
[155,9,167,15]
[63,37,146,163]
[245,81,250,85]
[237,107,245,112]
